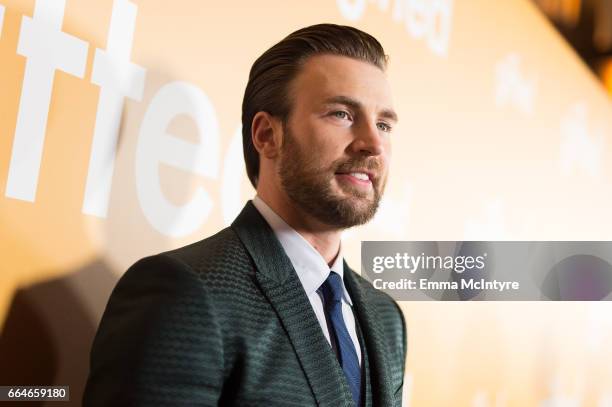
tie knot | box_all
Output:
[320,271,344,305]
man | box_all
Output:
[84,23,406,406]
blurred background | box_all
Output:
[0,0,611,405]
[533,0,612,94]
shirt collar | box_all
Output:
[252,196,352,306]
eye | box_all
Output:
[332,111,351,120]
[377,122,392,132]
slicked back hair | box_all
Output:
[241,23,388,188]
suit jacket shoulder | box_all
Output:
[162,226,252,277]
[83,244,227,406]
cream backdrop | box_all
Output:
[1,0,612,405]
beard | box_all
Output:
[278,126,387,229]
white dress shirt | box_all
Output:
[252,196,362,366]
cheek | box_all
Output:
[296,115,365,165]
[307,125,349,155]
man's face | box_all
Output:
[278,54,396,228]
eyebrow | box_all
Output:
[323,95,398,123]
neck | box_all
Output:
[257,190,342,266]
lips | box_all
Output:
[334,171,376,190]
[347,172,369,181]
[335,169,374,181]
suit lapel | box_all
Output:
[354,316,372,407]
[232,202,353,406]
[343,262,395,406]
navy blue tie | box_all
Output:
[319,271,361,406]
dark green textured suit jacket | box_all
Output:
[83,201,407,406]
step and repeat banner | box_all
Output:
[1,0,611,405]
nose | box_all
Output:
[349,119,385,157]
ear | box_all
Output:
[251,111,283,159]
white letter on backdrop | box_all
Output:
[135,82,220,238]
[6,0,88,201]
[82,0,146,217]
[336,0,366,21]
[0,5,5,39]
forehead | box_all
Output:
[289,54,393,109]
